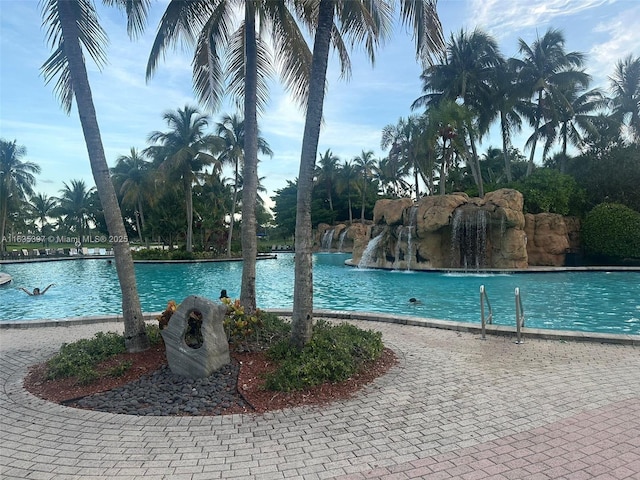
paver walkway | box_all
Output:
[1,319,638,479]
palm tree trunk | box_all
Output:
[291,0,334,350]
[185,176,193,252]
[467,124,484,197]
[57,1,148,352]
[500,112,513,182]
[240,3,259,313]
[527,90,543,176]
[360,177,366,221]
[227,162,239,258]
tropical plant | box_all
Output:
[215,113,272,257]
[55,180,95,238]
[111,147,154,244]
[28,192,58,241]
[353,150,378,221]
[145,105,219,253]
[39,0,149,352]
[380,116,423,198]
[335,160,358,223]
[414,28,504,196]
[0,139,40,252]
[514,28,589,175]
[146,0,313,314]
[316,149,340,211]
[609,55,640,144]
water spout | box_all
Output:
[358,232,385,268]
[451,208,489,270]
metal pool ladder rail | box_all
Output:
[480,285,493,340]
[515,287,525,344]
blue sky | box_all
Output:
[1,0,639,209]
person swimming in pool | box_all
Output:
[19,284,55,296]
[409,297,422,305]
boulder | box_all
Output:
[161,295,230,378]
[524,213,570,266]
[373,198,414,225]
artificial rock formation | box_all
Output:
[161,295,230,378]
[350,189,581,270]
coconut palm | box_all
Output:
[291,0,445,348]
[514,28,589,175]
[414,28,503,196]
[111,147,154,243]
[538,84,606,172]
[316,149,340,212]
[28,192,58,242]
[0,139,40,253]
[353,150,378,221]
[215,113,272,258]
[55,179,94,238]
[145,106,220,253]
[609,55,640,144]
[146,0,312,313]
[39,0,149,352]
[380,116,424,199]
[335,160,358,224]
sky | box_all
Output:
[1,0,639,211]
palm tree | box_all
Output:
[29,192,58,242]
[514,28,589,175]
[353,150,378,221]
[145,106,219,253]
[539,84,606,172]
[215,113,272,258]
[316,149,340,211]
[414,28,503,196]
[111,148,154,243]
[146,0,312,314]
[336,160,358,223]
[380,116,423,199]
[55,180,94,238]
[291,0,445,348]
[0,139,40,253]
[609,55,640,144]
[40,0,149,352]
[488,58,526,182]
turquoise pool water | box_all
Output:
[1,253,639,335]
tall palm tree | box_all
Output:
[514,28,589,175]
[336,160,358,223]
[56,179,94,238]
[0,139,40,253]
[609,55,640,144]
[380,116,423,199]
[40,0,149,352]
[145,106,219,252]
[28,192,58,242]
[111,147,154,243]
[539,84,606,172]
[215,113,272,258]
[353,150,378,221]
[290,0,445,348]
[488,58,526,182]
[146,0,312,314]
[316,149,340,211]
[414,28,502,196]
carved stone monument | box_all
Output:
[161,295,230,378]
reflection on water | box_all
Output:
[1,253,639,335]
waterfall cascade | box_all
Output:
[337,228,348,253]
[393,226,404,270]
[451,208,489,270]
[321,229,335,252]
[358,232,385,268]
[406,206,418,271]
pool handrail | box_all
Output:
[515,287,525,344]
[480,285,493,340]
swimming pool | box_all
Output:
[1,253,639,335]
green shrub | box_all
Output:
[510,168,586,216]
[264,321,384,392]
[145,324,163,346]
[582,203,640,260]
[170,250,195,261]
[46,331,126,380]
